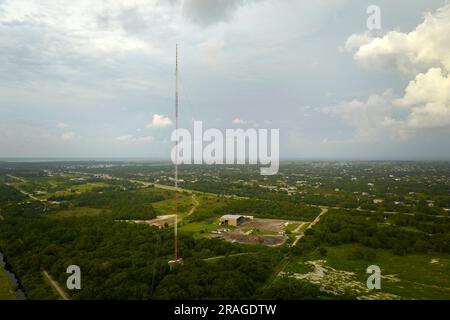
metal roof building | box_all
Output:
[220,215,245,227]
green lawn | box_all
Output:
[180,220,219,233]
[0,268,18,300]
[284,223,300,233]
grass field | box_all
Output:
[152,194,193,216]
[0,268,18,300]
[179,220,219,233]
[37,182,110,200]
[284,223,300,233]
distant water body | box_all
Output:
[0,158,170,163]
[0,251,27,300]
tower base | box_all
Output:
[168,258,184,269]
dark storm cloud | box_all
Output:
[182,0,259,27]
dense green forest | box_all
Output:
[0,185,26,203]
[155,252,281,299]
[214,199,321,221]
[294,209,450,257]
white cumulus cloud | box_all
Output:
[345,4,450,75]
[325,90,409,142]
[115,135,133,142]
[134,136,155,143]
[395,68,450,128]
[115,135,154,144]
[147,114,173,128]
[339,4,450,133]
[61,131,77,141]
[56,122,69,129]
[232,117,247,124]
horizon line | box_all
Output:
[1,157,450,163]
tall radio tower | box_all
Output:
[169,44,183,269]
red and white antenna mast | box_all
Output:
[170,44,183,268]
[174,43,179,261]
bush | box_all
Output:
[349,246,376,261]
[318,247,327,257]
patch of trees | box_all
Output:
[214,199,321,221]
[294,209,450,256]
[0,184,26,204]
[0,201,46,217]
[111,202,157,220]
[297,194,359,208]
[154,251,281,299]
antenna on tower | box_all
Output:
[169,43,183,269]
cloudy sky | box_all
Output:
[1,0,449,159]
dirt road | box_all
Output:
[292,207,328,247]
[43,270,70,300]
[185,194,200,219]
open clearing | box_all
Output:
[131,214,177,228]
[218,232,286,246]
[282,244,450,300]
[241,218,300,233]
[210,217,306,246]
[280,259,401,300]
[126,194,199,228]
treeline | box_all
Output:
[214,199,321,221]
[111,202,157,220]
[294,209,450,256]
[0,185,45,216]
[295,193,359,209]
[0,184,26,204]
[183,181,294,202]
[359,198,446,215]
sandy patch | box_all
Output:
[280,260,401,300]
